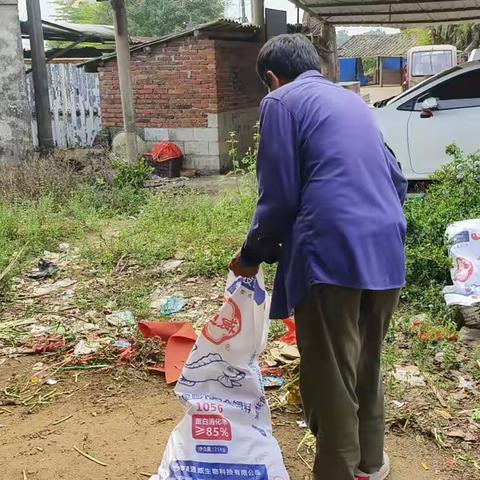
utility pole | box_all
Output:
[240,0,247,23]
[251,0,265,30]
[26,0,54,150]
[110,0,138,164]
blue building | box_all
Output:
[338,33,420,86]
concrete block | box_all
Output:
[184,141,210,156]
[182,155,195,169]
[209,141,228,156]
[193,128,218,142]
[193,155,220,172]
[144,128,169,142]
[168,128,194,142]
[207,113,219,129]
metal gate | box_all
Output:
[26,63,102,148]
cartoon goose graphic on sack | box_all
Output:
[178,353,246,389]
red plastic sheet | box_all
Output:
[280,318,297,345]
[138,322,196,384]
[151,142,182,164]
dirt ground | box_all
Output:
[1,222,478,479]
[0,357,466,480]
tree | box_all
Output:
[127,0,224,37]
[401,28,432,46]
[54,0,113,25]
[431,23,480,54]
[54,0,224,37]
[336,30,350,48]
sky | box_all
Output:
[17,0,398,35]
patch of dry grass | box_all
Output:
[0,148,114,202]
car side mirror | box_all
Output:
[420,97,439,118]
[422,97,439,110]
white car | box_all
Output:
[373,60,480,181]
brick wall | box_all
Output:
[98,34,265,172]
[215,40,265,113]
[99,37,218,129]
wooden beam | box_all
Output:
[318,7,480,17]
[321,15,480,25]
[307,0,467,7]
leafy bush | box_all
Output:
[113,158,153,191]
[404,146,480,319]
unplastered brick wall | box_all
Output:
[98,35,264,172]
[99,36,218,130]
[214,40,265,171]
[215,39,264,114]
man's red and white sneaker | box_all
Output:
[355,453,391,480]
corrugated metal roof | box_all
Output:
[80,18,259,72]
[292,0,480,26]
[339,33,420,58]
[20,20,116,42]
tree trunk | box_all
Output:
[302,13,338,82]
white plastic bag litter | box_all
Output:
[443,219,480,306]
[151,271,289,480]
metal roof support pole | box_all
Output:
[26,0,54,151]
[379,56,384,87]
[111,0,137,164]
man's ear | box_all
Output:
[266,70,281,91]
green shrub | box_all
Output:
[404,146,480,319]
[113,158,153,191]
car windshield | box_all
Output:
[385,65,463,106]
[411,50,454,77]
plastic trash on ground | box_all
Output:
[138,321,197,384]
[443,219,480,306]
[280,318,296,345]
[161,297,186,316]
[73,339,100,356]
[151,271,289,480]
[106,310,136,327]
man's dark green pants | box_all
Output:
[295,285,401,480]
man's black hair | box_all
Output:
[256,34,321,86]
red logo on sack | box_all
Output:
[454,256,474,283]
[192,414,232,441]
[203,298,241,345]
[472,233,480,240]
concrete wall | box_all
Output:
[143,106,259,174]
[0,0,32,164]
[216,107,259,172]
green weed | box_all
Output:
[404,146,480,322]
[85,186,257,276]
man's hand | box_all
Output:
[229,252,259,278]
